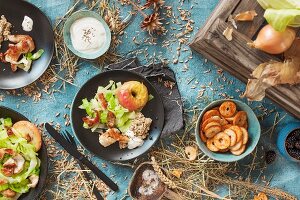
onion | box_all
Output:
[248,24,296,54]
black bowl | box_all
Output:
[0,106,48,200]
[0,0,54,89]
[71,70,165,161]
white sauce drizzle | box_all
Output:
[22,16,33,32]
[124,130,144,149]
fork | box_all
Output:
[62,130,104,200]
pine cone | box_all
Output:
[143,0,164,9]
[141,13,163,34]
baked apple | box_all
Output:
[12,121,42,152]
[116,81,149,111]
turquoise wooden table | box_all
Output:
[0,0,299,199]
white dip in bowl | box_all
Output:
[70,17,107,54]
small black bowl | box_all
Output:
[0,0,54,89]
[0,106,48,200]
[71,70,165,161]
[277,122,300,162]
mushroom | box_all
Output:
[1,189,16,198]
[13,154,25,174]
[28,174,39,188]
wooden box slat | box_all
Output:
[232,0,266,38]
[190,0,300,119]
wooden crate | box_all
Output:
[190,0,300,119]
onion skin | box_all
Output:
[249,25,296,54]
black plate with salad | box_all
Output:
[71,70,165,161]
[0,0,54,89]
[0,106,47,200]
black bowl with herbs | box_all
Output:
[277,122,300,162]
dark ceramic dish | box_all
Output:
[0,106,48,200]
[0,0,54,89]
[277,122,300,162]
[71,70,165,161]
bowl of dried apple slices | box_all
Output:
[195,99,260,162]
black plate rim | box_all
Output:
[0,0,54,89]
[0,106,48,200]
[70,69,165,161]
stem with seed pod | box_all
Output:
[127,0,147,18]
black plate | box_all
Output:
[0,0,54,89]
[71,70,165,161]
[0,106,48,200]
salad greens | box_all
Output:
[264,9,300,32]
[257,0,300,32]
[80,80,136,132]
[257,0,300,9]
[0,118,40,198]
[15,49,44,72]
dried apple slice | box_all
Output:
[229,126,243,142]
[231,144,246,155]
[202,110,220,121]
[240,127,249,145]
[219,101,237,117]
[221,124,232,131]
[229,140,243,151]
[204,122,221,132]
[199,130,207,143]
[224,129,237,147]
[204,126,222,138]
[12,121,41,152]
[233,111,248,127]
[207,138,220,152]
[213,132,230,150]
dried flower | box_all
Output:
[254,192,268,200]
[143,0,165,9]
[223,27,233,41]
[171,169,183,178]
[234,10,257,21]
[141,13,164,34]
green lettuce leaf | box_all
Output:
[0,184,8,192]
[264,8,300,31]
[3,118,12,128]
[118,120,132,133]
[257,0,300,9]
[100,110,108,124]
[30,49,44,60]
[0,136,38,184]
[79,98,94,117]
[9,179,30,193]
[148,94,154,101]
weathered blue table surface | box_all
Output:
[0,0,299,199]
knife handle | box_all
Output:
[80,157,118,191]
